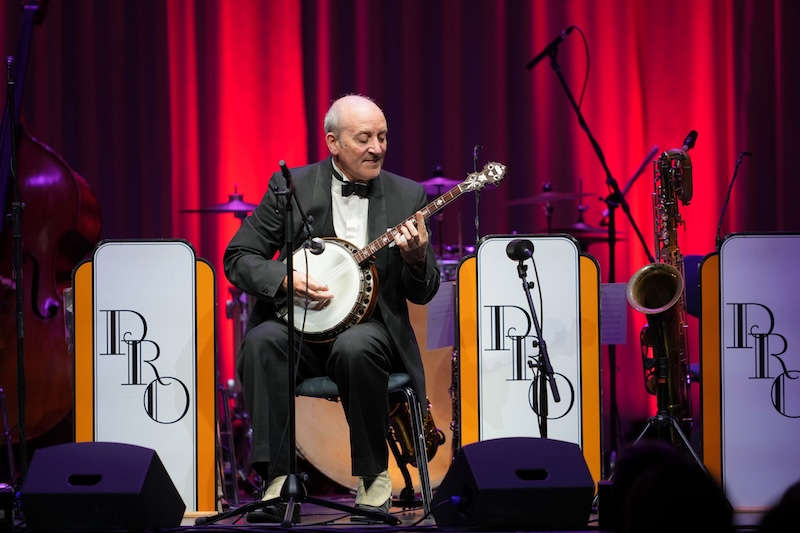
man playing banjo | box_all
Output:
[224,94,440,521]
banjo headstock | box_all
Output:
[461,162,507,192]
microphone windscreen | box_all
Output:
[506,239,534,261]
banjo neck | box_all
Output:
[353,183,466,265]
[352,161,507,264]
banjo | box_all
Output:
[281,161,506,341]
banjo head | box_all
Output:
[291,239,374,339]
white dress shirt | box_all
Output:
[330,159,369,249]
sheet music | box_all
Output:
[600,283,628,345]
[426,281,455,349]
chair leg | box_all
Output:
[400,386,432,516]
[387,435,417,508]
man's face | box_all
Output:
[326,101,387,182]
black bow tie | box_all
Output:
[341,180,371,198]
[332,168,371,198]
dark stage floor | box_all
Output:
[182,493,599,531]
[178,492,764,532]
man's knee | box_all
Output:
[331,325,390,375]
[239,321,288,369]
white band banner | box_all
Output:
[720,234,800,509]
[476,235,583,444]
[91,241,200,510]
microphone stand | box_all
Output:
[513,257,559,438]
[197,163,398,527]
[7,56,28,477]
[715,151,751,250]
[527,34,655,475]
[473,145,481,246]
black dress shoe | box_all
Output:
[246,502,301,523]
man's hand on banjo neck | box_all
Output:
[393,210,429,275]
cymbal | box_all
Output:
[181,193,257,215]
[420,176,460,195]
[508,191,596,206]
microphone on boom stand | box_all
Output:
[506,239,560,438]
[526,26,577,70]
[715,151,752,250]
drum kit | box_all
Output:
[424,175,621,259]
[181,174,619,502]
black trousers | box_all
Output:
[237,318,401,479]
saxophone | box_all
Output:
[626,132,696,432]
[387,398,445,467]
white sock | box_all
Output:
[355,470,391,507]
[262,474,287,501]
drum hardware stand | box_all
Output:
[431,165,446,258]
[540,182,555,234]
[181,187,262,503]
[0,388,14,483]
[506,240,560,438]
[473,144,481,246]
[197,162,400,527]
[527,32,654,476]
[215,379,241,507]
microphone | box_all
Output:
[681,130,698,152]
[305,237,326,255]
[525,26,576,70]
[506,239,535,261]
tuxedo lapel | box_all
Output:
[311,159,335,237]
[367,172,388,272]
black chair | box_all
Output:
[295,373,432,514]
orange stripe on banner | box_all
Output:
[196,260,216,512]
[457,257,478,446]
[700,253,722,482]
[73,261,94,442]
[579,256,602,488]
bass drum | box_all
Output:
[295,298,454,495]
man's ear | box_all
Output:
[325,132,339,156]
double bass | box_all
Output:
[0,0,101,468]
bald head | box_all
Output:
[325,95,388,182]
[324,95,385,135]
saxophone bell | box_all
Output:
[627,263,684,316]
[627,263,687,401]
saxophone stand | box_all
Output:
[506,240,560,437]
[629,344,707,473]
[527,30,655,475]
[197,162,399,527]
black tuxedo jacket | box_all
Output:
[223,158,440,402]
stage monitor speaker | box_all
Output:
[432,437,594,530]
[21,441,185,532]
